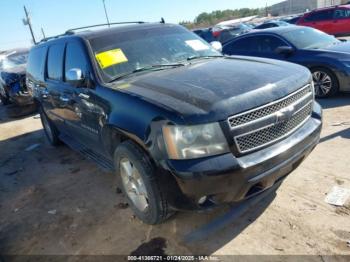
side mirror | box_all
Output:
[210,41,223,52]
[66,68,84,87]
[275,46,294,55]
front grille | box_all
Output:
[229,84,312,128]
[228,84,313,154]
[235,102,313,153]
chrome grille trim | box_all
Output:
[228,84,312,128]
[228,84,314,154]
[234,101,313,153]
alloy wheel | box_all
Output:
[120,158,149,212]
[312,71,332,97]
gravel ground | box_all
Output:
[0,94,349,257]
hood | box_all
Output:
[320,41,350,54]
[306,42,350,63]
[111,57,311,124]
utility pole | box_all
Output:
[23,5,36,45]
[102,0,111,27]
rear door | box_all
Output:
[300,9,335,34]
[45,42,66,130]
[334,7,350,35]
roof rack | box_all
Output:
[65,21,146,34]
[39,33,71,43]
[38,18,166,44]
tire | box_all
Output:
[311,67,339,98]
[39,107,61,146]
[114,141,173,224]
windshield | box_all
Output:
[281,27,339,49]
[0,51,28,71]
[89,25,220,82]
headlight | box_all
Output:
[162,123,229,160]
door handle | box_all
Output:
[59,95,70,103]
[78,93,90,99]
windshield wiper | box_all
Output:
[108,63,185,82]
[186,55,223,61]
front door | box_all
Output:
[59,40,103,151]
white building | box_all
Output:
[270,0,348,16]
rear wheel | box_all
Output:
[39,107,61,146]
[114,141,173,224]
[311,67,338,98]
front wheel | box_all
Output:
[114,141,174,224]
[311,67,339,98]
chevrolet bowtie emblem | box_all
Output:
[275,105,295,124]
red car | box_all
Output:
[297,5,350,36]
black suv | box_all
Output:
[27,22,322,224]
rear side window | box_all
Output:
[27,47,47,81]
[335,8,350,19]
[65,42,88,81]
[47,43,65,80]
[305,9,334,22]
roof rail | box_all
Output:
[65,21,145,34]
[39,33,71,44]
[38,19,166,44]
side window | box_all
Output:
[27,47,47,81]
[305,10,334,22]
[223,37,255,54]
[47,43,65,80]
[255,36,286,53]
[65,41,89,81]
[335,9,350,19]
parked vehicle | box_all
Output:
[297,5,350,36]
[254,20,291,29]
[223,26,350,97]
[27,22,322,224]
[0,48,33,106]
[282,15,303,24]
[212,23,252,44]
[192,27,215,43]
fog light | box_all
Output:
[198,196,207,205]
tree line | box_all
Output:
[180,8,266,29]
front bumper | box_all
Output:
[164,102,322,210]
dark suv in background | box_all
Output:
[27,22,322,224]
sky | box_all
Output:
[0,0,282,50]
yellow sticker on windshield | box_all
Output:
[95,48,128,69]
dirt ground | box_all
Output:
[0,95,349,257]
